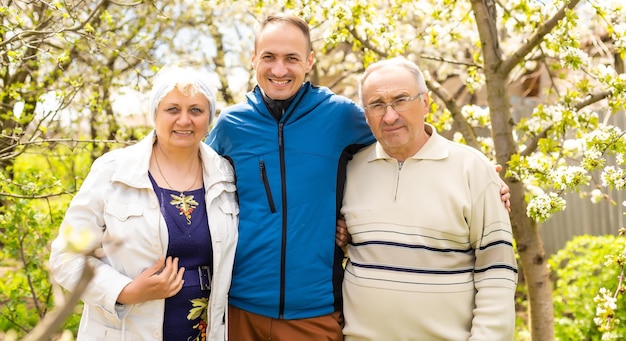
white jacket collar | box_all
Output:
[110,130,235,191]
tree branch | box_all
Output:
[17,233,43,317]
[575,90,612,110]
[471,0,503,72]
[0,137,131,162]
[347,27,389,57]
[0,191,76,199]
[0,0,110,49]
[419,54,482,68]
[21,262,95,341]
[501,0,582,74]
[521,90,612,156]
[1,137,133,147]
[521,127,549,157]
[425,78,480,150]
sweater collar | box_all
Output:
[368,123,449,163]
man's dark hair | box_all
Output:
[255,13,312,53]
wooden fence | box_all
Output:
[540,188,626,255]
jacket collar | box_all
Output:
[110,132,155,189]
[110,130,235,192]
[248,82,332,122]
[262,91,297,120]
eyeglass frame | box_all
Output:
[363,92,427,116]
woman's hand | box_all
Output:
[116,256,185,305]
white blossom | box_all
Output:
[559,46,591,69]
[453,131,464,144]
[461,104,490,128]
[590,189,604,203]
[563,139,584,158]
[601,166,626,190]
[550,166,590,190]
[527,192,566,222]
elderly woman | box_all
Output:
[49,65,238,341]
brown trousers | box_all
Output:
[228,304,344,341]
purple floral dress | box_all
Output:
[150,174,213,341]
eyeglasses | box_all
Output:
[363,92,426,117]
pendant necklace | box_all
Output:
[154,149,201,225]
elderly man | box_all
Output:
[340,57,518,340]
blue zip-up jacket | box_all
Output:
[206,82,374,319]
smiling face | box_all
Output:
[154,86,211,152]
[252,21,314,100]
[361,64,430,161]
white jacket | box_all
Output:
[49,132,238,341]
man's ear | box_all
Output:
[305,51,315,72]
[251,50,257,70]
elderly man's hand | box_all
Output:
[335,218,350,249]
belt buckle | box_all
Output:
[198,265,211,291]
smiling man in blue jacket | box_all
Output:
[206,13,374,341]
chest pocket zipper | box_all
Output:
[259,160,277,213]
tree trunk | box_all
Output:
[487,70,555,341]
[511,193,554,340]
[471,0,555,339]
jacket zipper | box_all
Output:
[259,160,277,213]
[272,89,307,319]
[278,113,287,318]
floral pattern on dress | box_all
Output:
[187,297,208,341]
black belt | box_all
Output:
[182,265,211,291]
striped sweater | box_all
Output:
[341,124,518,341]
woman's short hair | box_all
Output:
[149,65,217,126]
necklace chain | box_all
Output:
[154,148,200,195]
